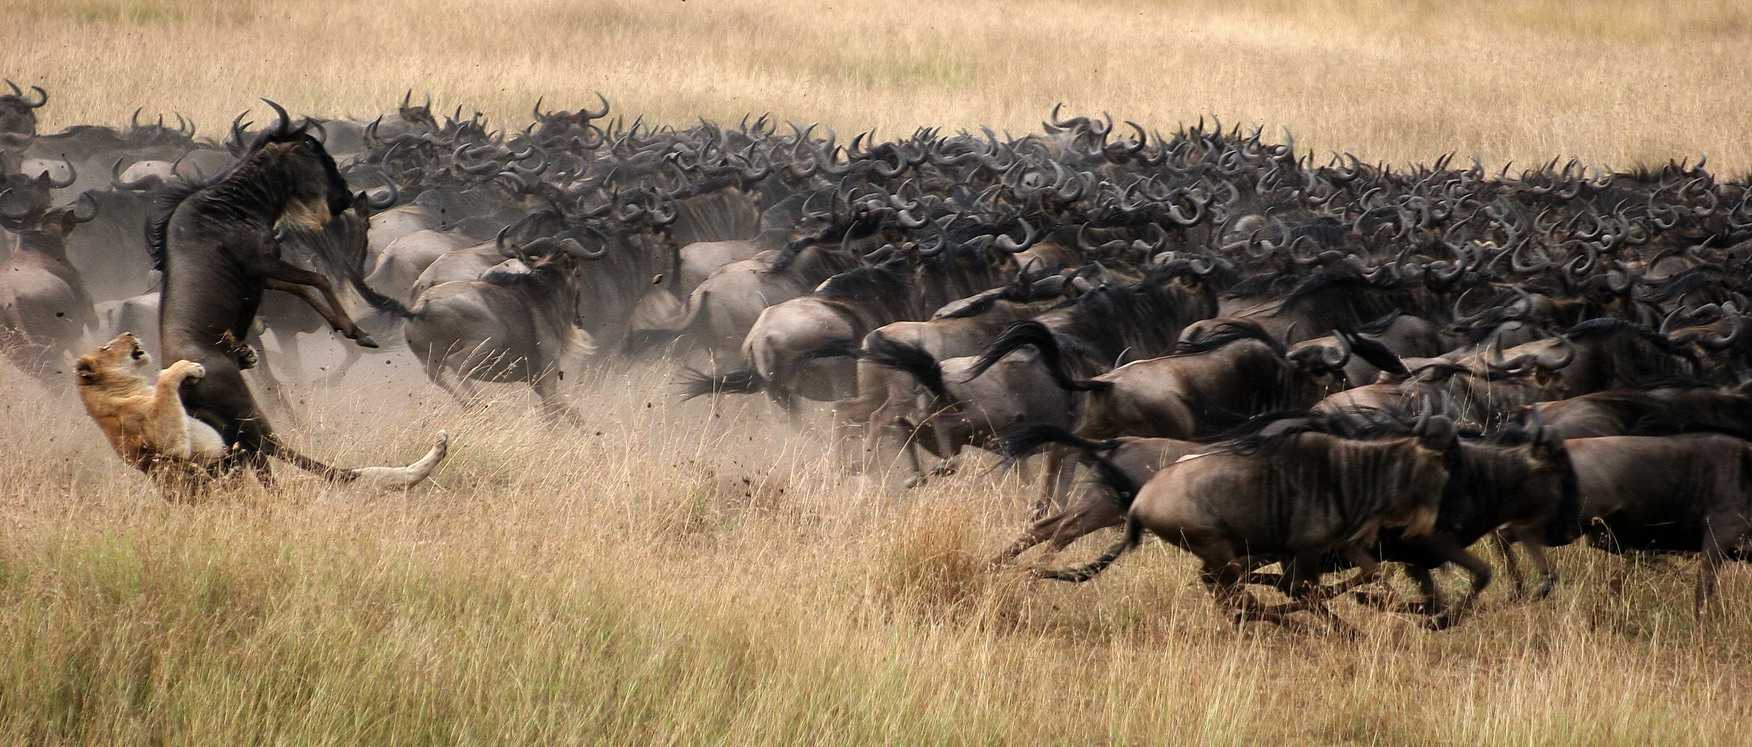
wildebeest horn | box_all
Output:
[45,155,76,188]
[1659,305,1691,337]
[11,81,47,108]
[1535,335,1576,371]
[993,217,1038,253]
[261,98,294,138]
[1323,329,1352,369]
[227,112,253,154]
[364,169,400,211]
[305,117,327,144]
[109,157,157,191]
[581,92,610,121]
[1699,313,1745,350]
[1483,332,1536,372]
[130,107,143,130]
[526,235,606,260]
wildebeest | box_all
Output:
[0,80,47,171]
[1522,385,1752,439]
[1522,434,1752,618]
[152,100,444,486]
[991,425,1201,565]
[831,266,1086,466]
[1038,413,1456,632]
[366,217,606,423]
[863,261,1220,489]
[0,192,99,382]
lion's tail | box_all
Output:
[264,431,448,488]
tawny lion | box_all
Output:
[75,332,447,494]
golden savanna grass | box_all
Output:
[5,0,1752,743]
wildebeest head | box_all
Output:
[397,90,438,132]
[0,80,47,147]
[247,100,354,227]
[5,191,98,246]
[0,171,58,230]
[1286,329,1355,387]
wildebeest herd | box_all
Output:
[4,79,1750,632]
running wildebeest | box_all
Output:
[1037,413,1456,633]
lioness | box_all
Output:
[74,332,232,485]
[75,331,450,494]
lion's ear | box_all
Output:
[74,359,96,382]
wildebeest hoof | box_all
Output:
[354,334,380,349]
[929,461,958,477]
[1535,574,1558,599]
[1424,610,1460,631]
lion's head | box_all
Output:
[75,332,154,387]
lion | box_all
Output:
[74,332,235,485]
[75,330,451,494]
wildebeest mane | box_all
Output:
[1171,319,1284,357]
[145,180,201,271]
[814,261,909,301]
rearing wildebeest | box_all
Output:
[152,100,446,487]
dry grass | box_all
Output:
[3,352,1751,744]
[3,0,1752,171]
[6,0,1752,743]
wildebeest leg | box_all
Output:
[1414,534,1493,630]
[1502,527,1559,599]
[924,413,960,479]
[1033,448,1069,518]
[262,272,377,348]
[889,416,931,489]
[995,493,1126,566]
[1491,530,1529,596]
[532,370,584,427]
[1696,542,1725,621]
[248,450,276,490]
[424,356,482,410]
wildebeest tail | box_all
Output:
[799,338,863,362]
[1001,424,1143,510]
[999,423,1118,460]
[1034,514,1143,583]
[676,367,764,401]
[1339,328,1408,377]
[965,320,1109,391]
[347,274,414,319]
[863,334,947,401]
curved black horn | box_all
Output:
[993,217,1038,253]
[261,98,294,138]
[45,155,76,189]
